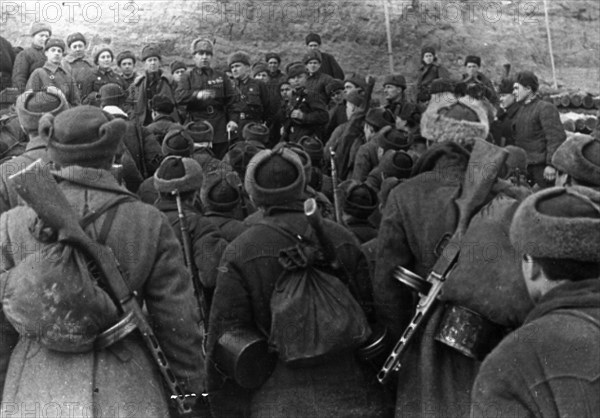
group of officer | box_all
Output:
[0,20,598,418]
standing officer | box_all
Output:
[227,51,270,137]
[175,38,235,159]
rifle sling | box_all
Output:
[79,195,136,308]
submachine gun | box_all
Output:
[377,140,508,384]
[10,160,197,414]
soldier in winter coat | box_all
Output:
[206,148,388,418]
[128,44,180,126]
[227,52,271,135]
[0,106,205,416]
[282,63,329,143]
[383,74,421,135]
[552,133,600,189]
[303,50,334,105]
[200,169,248,242]
[116,50,138,89]
[471,186,600,418]
[305,32,345,80]
[0,88,69,214]
[80,45,128,106]
[153,156,228,291]
[144,95,181,145]
[0,36,16,91]
[11,23,51,91]
[512,71,566,188]
[60,33,95,95]
[175,38,236,159]
[416,46,451,104]
[25,38,80,106]
[374,97,533,418]
[490,77,521,146]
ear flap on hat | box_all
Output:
[38,113,55,143]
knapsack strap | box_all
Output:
[80,195,135,231]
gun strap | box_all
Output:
[80,195,135,232]
[79,195,137,309]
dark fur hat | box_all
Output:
[154,156,203,193]
[510,186,600,262]
[552,134,600,186]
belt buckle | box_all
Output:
[206,105,215,115]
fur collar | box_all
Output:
[421,96,489,146]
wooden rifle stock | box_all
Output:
[9,160,194,414]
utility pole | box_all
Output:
[383,0,394,73]
[542,0,558,89]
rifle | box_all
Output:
[173,190,209,346]
[134,117,148,179]
[9,159,195,414]
[329,149,344,225]
[376,140,508,385]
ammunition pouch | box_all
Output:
[434,304,508,360]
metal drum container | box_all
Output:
[393,265,432,295]
[215,328,277,389]
[435,304,506,360]
[356,323,392,369]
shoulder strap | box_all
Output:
[80,195,135,231]
[257,218,308,245]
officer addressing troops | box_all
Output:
[175,37,236,159]
[227,51,270,137]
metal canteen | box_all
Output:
[215,328,277,389]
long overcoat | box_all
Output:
[0,167,204,417]
[374,144,533,418]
